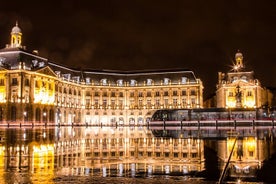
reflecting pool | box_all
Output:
[0,126,275,183]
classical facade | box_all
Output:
[216,51,272,108]
[0,23,204,125]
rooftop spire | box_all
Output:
[9,21,22,48]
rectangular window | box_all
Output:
[25,79,29,86]
[173,99,178,106]
[138,92,143,97]
[147,99,151,106]
[173,90,177,96]
[139,99,143,107]
[0,79,4,86]
[164,91,169,96]
[182,90,186,96]
[147,91,151,97]
[155,91,160,96]
[155,99,160,107]
[102,99,107,108]
[12,78,18,86]
[164,99,169,106]
[190,90,196,96]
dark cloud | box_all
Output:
[0,0,276,97]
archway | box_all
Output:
[35,108,41,122]
[11,106,16,122]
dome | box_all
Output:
[11,22,22,34]
[235,51,243,59]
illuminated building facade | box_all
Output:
[216,51,272,108]
[0,23,203,125]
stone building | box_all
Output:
[0,23,204,125]
[216,51,272,109]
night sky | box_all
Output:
[0,0,276,98]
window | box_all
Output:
[117,79,123,86]
[173,90,177,96]
[155,99,160,107]
[119,92,123,97]
[164,78,169,85]
[130,79,136,86]
[25,79,29,86]
[182,90,186,96]
[102,99,107,108]
[138,92,143,97]
[139,100,143,107]
[146,91,151,97]
[164,99,168,106]
[130,92,134,97]
[229,92,233,97]
[12,78,18,85]
[147,99,151,107]
[111,92,115,97]
[247,91,252,96]
[155,91,160,96]
[101,78,107,85]
[164,91,169,96]
[86,77,91,84]
[190,90,196,96]
[0,79,4,86]
[181,77,187,84]
[173,99,177,106]
[147,79,152,85]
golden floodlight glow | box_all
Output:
[32,144,54,167]
[245,137,256,152]
[0,146,5,167]
[34,79,55,104]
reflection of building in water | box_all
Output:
[55,127,204,176]
[216,133,275,179]
[0,128,55,183]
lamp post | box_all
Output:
[43,112,47,125]
[23,111,27,123]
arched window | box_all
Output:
[49,109,54,122]
[0,107,2,121]
[11,106,16,121]
[35,108,41,122]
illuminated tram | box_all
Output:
[150,108,274,127]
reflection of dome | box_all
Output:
[11,22,22,34]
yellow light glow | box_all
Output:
[245,137,256,152]
[34,79,55,104]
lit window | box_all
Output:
[117,79,123,86]
[85,77,91,84]
[101,78,107,85]
[146,79,152,85]
[12,78,18,85]
[130,79,137,86]
[164,78,169,85]
[181,77,187,84]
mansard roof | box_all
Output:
[48,61,199,85]
[0,47,200,85]
[0,47,47,70]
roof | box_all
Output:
[0,47,201,86]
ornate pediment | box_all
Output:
[36,66,57,77]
